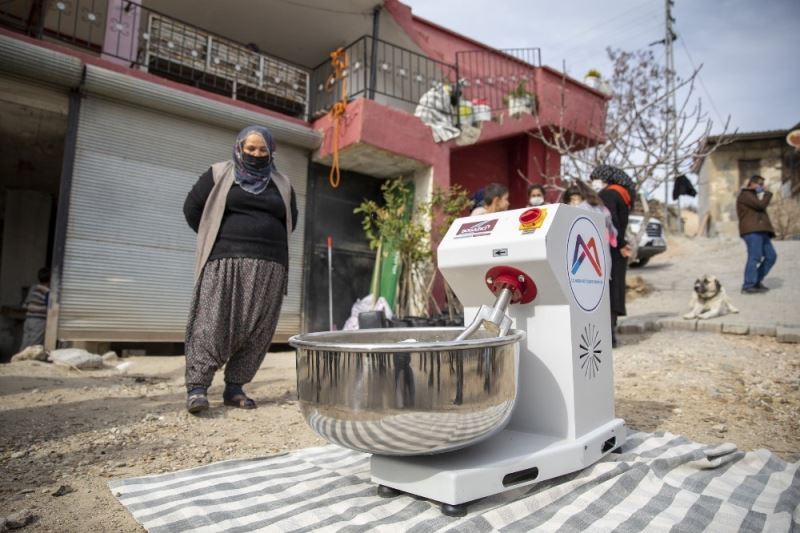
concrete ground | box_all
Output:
[624,235,799,332]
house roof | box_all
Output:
[706,121,800,144]
[693,121,800,173]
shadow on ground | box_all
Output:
[615,399,677,433]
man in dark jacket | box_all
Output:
[736,175,777,294]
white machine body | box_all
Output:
[371,204,626,505]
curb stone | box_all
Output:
[776,326,800,344]
[722,323,749,335]
[619,317,798,343]
[696,321,722,333]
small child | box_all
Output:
[20,267,50,350]
[562,186,584,206]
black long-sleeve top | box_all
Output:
[599,187,629,249]
[183,168,298,267]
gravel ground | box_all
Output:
[0,237,798,531]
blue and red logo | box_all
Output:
[570,235,603,277]
[566,216,606,313]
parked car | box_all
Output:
[626,216,667,267]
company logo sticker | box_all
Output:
[566,216,606,312]
[455,218,498,238]
[571,235,603,276]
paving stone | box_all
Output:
[722,323,749,335]
[748,324,777,337]
[643,320,661,332]
[658,318,697,331]
[618,320,645,334]
[776,326,800,343]
[696,320,723,333]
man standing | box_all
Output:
[737,175,777,294]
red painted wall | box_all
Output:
[384,0,609,146]
[451,139,509,196]
[450,135,562,210]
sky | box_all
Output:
[403,0,800,135]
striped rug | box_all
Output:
[109,432,800,532]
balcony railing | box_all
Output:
[0,0,309,119]
[455,48,541,117]
[310,35,459,122]
[310,36,542,127]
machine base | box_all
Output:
[371,418,626,509]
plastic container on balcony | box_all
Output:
[507,96,533,117]
[458,100,474,124]
[473,105,491,122]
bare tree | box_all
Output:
[528,47,734,236]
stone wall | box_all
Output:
[699,138,787,237]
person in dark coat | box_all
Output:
[591,165,635,348]
[736,175,777,294]
[182,125,298,414]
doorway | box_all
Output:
[0,79,68,361]
[303,164,383,333]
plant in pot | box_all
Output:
[503,81,536,118]
[355,178,471,321]
[583,69,602,89]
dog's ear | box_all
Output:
[714,279,721,292]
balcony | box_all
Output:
[310,35,458,121]
[309,35,546,126]
[0,0,309,119]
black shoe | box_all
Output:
[755,282,770,291]
[741,287,766,294]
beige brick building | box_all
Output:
[696,124,800,238]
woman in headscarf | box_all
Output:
[591,165,635,348]
[182,125,297,414]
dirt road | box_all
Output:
[1,330,797,531]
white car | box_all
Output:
[627,216,667,267]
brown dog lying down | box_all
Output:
[683,275,739,320]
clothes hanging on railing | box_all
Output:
[672,174,697,200]
[414,83,460,143]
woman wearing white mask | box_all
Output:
[527,184,545,206]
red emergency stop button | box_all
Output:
[519,207,547,231]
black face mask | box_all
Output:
[242,152,270,171]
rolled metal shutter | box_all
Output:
[60,94,308,342]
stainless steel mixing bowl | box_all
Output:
[289,327,524,455]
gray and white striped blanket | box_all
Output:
[109,432,799,532]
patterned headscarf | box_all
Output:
[232,126,276,195]
[591,164,636,208]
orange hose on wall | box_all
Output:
[327,48,349,189]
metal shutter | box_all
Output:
[60,95,308,342]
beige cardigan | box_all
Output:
[193,160,294,282]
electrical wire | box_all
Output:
[546,2,656,53]
[554,6,658,56]
[678,38,727,126]
[549,7,663,69]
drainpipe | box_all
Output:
[45,67,86,351]
[368,5,381,100]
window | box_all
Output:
[738,159,761,188]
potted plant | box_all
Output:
[584,69,602,89]
[503,82,536,118]
[355,178,471,319]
